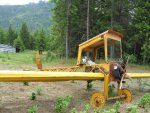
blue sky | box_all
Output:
[0,0,48,5]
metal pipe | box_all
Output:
[0,71,104,82]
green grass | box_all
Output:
[0,50,149,68]
[0,50,36,64]
[0,50,77,65]
[129,63,150,68]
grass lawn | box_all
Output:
[0,50,77,66]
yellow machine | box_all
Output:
[0,30,150,108]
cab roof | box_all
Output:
[79,30,123,51]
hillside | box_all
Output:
[0,1,53,31]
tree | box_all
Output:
[142,38,150,63]
[36,29,46,54]
[130,0,150,62]
[20,22,30,49]
[29,32,36,50]
[7,25,17,45]
[13,36,25,52]
[0,28,6,44]
[50,0,149,64]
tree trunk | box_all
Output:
[86,0,90,57]
[87,0,90,40]
[111,0,114,30]
[66,0,71,59]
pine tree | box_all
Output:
[13,36,25,52]
[0,28,6,44]
[29,32,36,50]
[36,29,46,54]
[7,25,17,45]
[130,0,150,62]
[20,22,30,49]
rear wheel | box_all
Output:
[90,92,105,108]
[119,88,132,102]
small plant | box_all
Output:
[103,109,116,113]
[55,96,71,113]
[35,87,42,95]
[30,92,36,100]
[71,108,78,113]
[93,108,101,113]
[87,81,95,91]
[138,93,150,108]
[27,105,38,113]
[114,101,121,113]
[108,84,116,97]
[87,82,93,90]
[84,103,90,112]
[23,82,29,86]
[128,105,137,113]
[71,103,90,113]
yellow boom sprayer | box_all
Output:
[0,30,150,108]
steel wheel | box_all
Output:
[119,88,132,102]
[91,92,105,108]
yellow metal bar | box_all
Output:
[36,50,43,69]
[80,37,103,50]
[106,33,121,41]
[127,73,150,79]
[77,48,82,65]
[104,35,108,63]
[93,48,97,62]
[103,75,109,99]
[0,71,104,82]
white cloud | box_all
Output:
[0,0,48,5]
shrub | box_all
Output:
[55,96,71,113]
[114,101,121,113]
[30,92,36,100]
[138,93,150,108]
[13,36,25,51]
[84,103,90,112]
[123,53,137,64]
[103,109,116,113]
[35,87,42,95]
[27,105,38,113]
[87,81,95,91]
[93,108,101,113]
[71,108,78,113]
[23,82,29,86]
[46,50,57,61]
[128,105,137,113]
[108,84,116,97]
[71,103,90,113]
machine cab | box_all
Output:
[77,30,123,71]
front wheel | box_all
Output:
[90,92,105,108]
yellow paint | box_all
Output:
[77,30,122,65]
[104,35,108,63]
[119,88,132,102]
[127,73,150,78]
[103,75,109,99]
[91,92,105,108]
[36,50,42,69]
[0,71,104,82]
